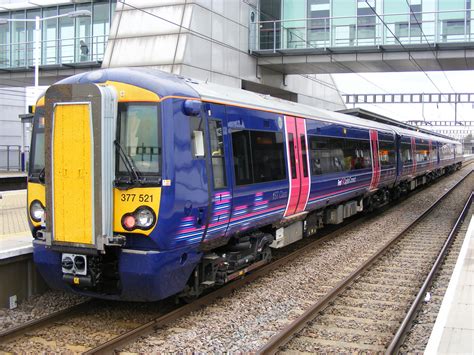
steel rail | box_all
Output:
[0,300,96,344]
[257,170,472,355]
[386,191,474,354]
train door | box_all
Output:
[284,116,310,217]
[369,129,381,190]
[202,103,233,244]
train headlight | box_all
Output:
[135,207,155,229]
[121,207,156,231]
[30,200,45,222]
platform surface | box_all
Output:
[0,189,32,259]
[0,172,27,179]
[425,214,474,354]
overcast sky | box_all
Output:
[332,71,474,125]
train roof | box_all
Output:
[340,108,459,144]
[48,67,460,145]
[184,77,458,144]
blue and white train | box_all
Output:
[27,68,463,301]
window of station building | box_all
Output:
[308,136,371,175]
[332,0,356,46]
[93,1,111,61]
[357,0,376,43]
[59,5,75,64]
[26,9,41,67]
[0,13,10,68]
[42,7,58,65]
[307,0,330,45]
[282,0,306,49]
[75,3,91,62]
[209,119,227,189]
[439,0,471,42]
[11,11,26,67]
[416,143,430,162]
[401,141,413,164]
[259,0,281,50]
[231,130,286,186]
[378,140,396,166]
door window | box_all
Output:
[209,119,227,189]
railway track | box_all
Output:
[0,167,471,353]
[0,203,377,353]
[0,300,95,344]
[258,171,473,354]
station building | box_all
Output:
[0,0,345,170]
[0,0,472,170]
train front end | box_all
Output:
[28,78,197,301]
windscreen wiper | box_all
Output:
[114,140,143,184]
[38,167,45,183]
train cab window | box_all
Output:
[209,119,227,189]
[378,140,396,167]
[29,114,45,177]
[231,129,286,186]
[117,103,160,176]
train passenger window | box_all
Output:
[117,103,160,176]
[209,119,227,189]
[416,143,430,163]
[231,129,286,186]
[308,136,345,175]
[343,139,371,170]
[252,131,286,183]
[308,136,372,175]
[232,130,252,185]
[378,140,396,167]
[401,142,412,164]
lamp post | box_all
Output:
[0,10,91,99]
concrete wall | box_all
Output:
[102,0,345,110]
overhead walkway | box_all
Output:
[252,9,474,73]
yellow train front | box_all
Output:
[28,68,209,301]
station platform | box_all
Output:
[0,189,45,309]
[425,213,474,354]
[0,172,27,191]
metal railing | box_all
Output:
[0,35,108,69]
[253,9,474,52]
[0,145,29,172]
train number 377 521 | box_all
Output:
[120,193,154,203]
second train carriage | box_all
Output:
[27,68,463,301]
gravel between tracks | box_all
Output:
[0,291,87,332]
[123,168,473,353]
[398,203,474,352]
